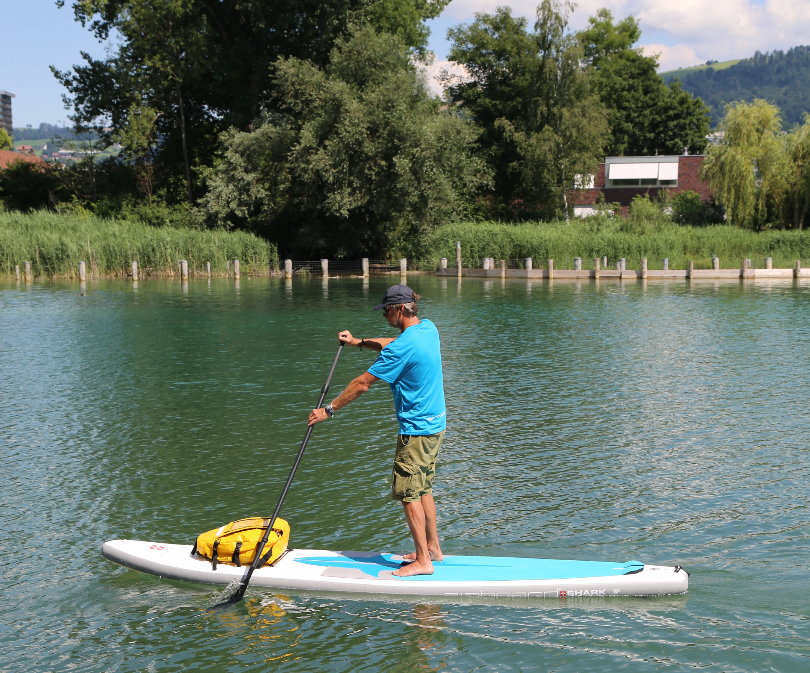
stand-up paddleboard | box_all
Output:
[102,540,688,597]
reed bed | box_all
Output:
[0,211,279,278]
[428,221,810,270]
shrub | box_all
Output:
[671,190,704,225]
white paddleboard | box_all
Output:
[102,540,688,597]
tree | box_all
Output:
[53,0,448,206]
[700,100,785,229]
[444,1,608,218]
[198,27,491,257]
[0,128,12,150]
[577,8,709,156]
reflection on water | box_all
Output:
[1,276,809,672]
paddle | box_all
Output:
[210,342,345,610]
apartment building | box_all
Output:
[0,91,14,136]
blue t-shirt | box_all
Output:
[367,319,446,436]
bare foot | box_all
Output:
[393,561,434,577]
[402,549,443,562]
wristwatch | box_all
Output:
[324,403,335,418]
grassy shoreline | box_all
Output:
[428,221,810,270]
[0,212,279,279]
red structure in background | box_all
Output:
[568,156,712,217]
[0,149,47,170]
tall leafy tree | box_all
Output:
[198,27,491,257]
[578,8,709,156]
[445,1,608,218]
[53,0,448,204]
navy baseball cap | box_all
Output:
[373,284,417,311]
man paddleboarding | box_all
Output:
[308,284,446,577]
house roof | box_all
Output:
[0,150,46,170]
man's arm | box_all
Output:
[308,371,379,425]
[339,330,395,353]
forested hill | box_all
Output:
[661,46,810,127]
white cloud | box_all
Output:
[421,59,469,97]
[434,0,810,69]
[640,43,700,72]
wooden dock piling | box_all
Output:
[548,259,554,279]
[207,262,211,277]
[689,260,694,278]
[400,258,407,276]
[713,256,720,270]
[24,261,31,282]
[663,258,669,271]
[574,257,581,271]
[131,260,138,280]
[15,265,19,281]
[233,259,240,280]
[594,258,600,279]
[180,260,189,280]
[285,259,293,279]
[525,257,533,271]
[500,259,506,278]
[796,260,802,278]
[79,261,86,281]
[321,259,328,277]
[362,258,369,277]
[456,241,462,278]
[765,257,773,269]
[641,257,647,279]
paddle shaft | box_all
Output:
[232,342,344,601]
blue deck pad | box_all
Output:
[295,553,644,582]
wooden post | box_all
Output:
[131,260,138,280]
[796,260,801,278]
[399,258,407,275]
[602,256,608,269]
[362,258,369,277]
[285,259,293,279]
[620,258,626,271]
[24,261,31,282]
[641,257,647,279]
[14,265,19,280]
[321,259,328,277]
[525,257,533,271]
[440,257,447,270]
[547,259,554,280]
[456,241,462,278]
[78,261,86,281]
[594,257,600,279]
[615,261,621,271]
[574,257,582,271]
[180,260,189,280]
[226,260,231,276]
[500,259,506,278]
[663,258,669,271]
[765,257,772,269]
[233,259,240,279]
[207,261,211,277]
[712,256,720,270]
[689,260,694,278]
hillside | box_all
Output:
[659,46,810,127]
[660,58,742,82]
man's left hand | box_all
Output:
[308,408,330,426]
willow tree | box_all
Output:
[701,100,785,229]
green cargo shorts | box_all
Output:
[391,430,445,503]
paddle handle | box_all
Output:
[234,342,345,598]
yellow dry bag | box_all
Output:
[192,517,290,570]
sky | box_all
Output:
[1,0,808,127]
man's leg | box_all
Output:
[402,494,443,561]
[392,500,434,577]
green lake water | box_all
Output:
[2,275,809,671]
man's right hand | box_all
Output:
[338,330,357,346]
